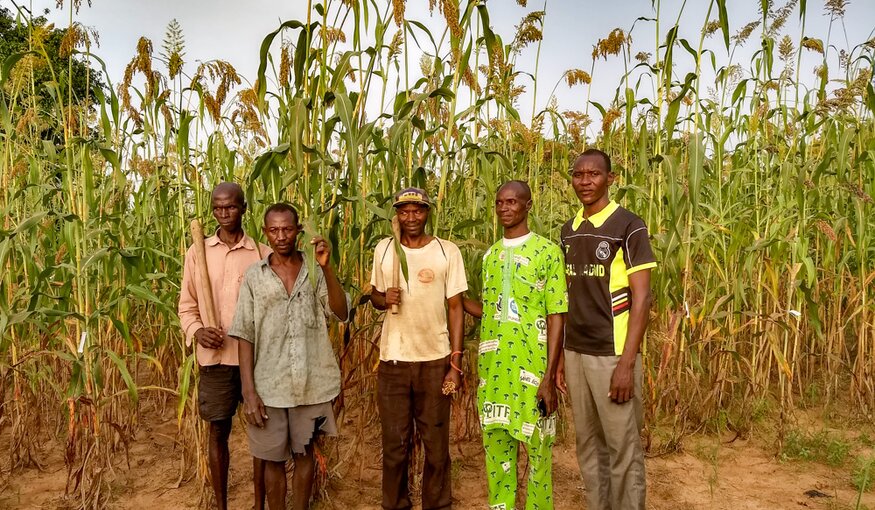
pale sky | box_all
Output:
[4,0,874,133]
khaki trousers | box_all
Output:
[564,350,645,510]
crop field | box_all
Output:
[0,0,873,508]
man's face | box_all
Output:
[395,203,429,237]
[211,190,245,231]
[495,186,531,230]
[263,210,300,256]
[571,155,614,207]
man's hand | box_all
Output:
[312,236,331,267]
[609,359,635,404]
[536,379,558,416]
[243,390,269,428]
[555,360,568,396]
[384,287,402,306]
[194,327,225,349]
[443,368,461,396]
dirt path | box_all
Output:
[0,408,870,509]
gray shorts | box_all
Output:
[247,402,338,462]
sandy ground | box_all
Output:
[0,405,871,510]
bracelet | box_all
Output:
[449,351,464,374]
[450,359,463,375]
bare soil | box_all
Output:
[0,405,871,510]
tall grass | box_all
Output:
[0,0,873,506]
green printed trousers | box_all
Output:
[483,427,554,510]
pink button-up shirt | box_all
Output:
[178,232,270,366]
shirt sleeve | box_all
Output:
[624,218,657,275]
[228,271,256,344]
[444,241,468,299]
[544,242,568,315]
[370,238,389,292]
[178,245,204,347]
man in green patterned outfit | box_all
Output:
[463,180,567,510]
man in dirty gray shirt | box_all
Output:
[229,203,349,510]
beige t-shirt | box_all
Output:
[371,237,468,362]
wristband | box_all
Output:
[450,351,464,374]
[450,360,463,375]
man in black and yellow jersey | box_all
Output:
[559,149,655,510]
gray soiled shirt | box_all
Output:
[228,254,344,408]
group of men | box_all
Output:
[178,148,655,510]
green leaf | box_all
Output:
[429,87,455,101]
[866,81,875,117]
[106,350,138,405]
[688,131,705,209]
[335,92,359,181]
[126,284,163,306]
[299,218,321,290]
[256,20,306,104]
[0,51,36,87]
[14,212,48,235]
[177,353,196,426]
[362,197,392,221]
[0,310,33,337]
[82,247,111,270]
[716,0,730,50]
[664,73,696,135]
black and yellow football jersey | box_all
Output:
[560,201,656,356]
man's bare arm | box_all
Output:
[537,312,565,415]
[238,338,268,427]
[443,293,465,390]
[609,269,652,403]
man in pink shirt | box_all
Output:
[179,182,270,509]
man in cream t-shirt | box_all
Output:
[369,187,467,510]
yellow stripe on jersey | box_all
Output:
[613,312,629,355]
[627,261,657,275]
[609,247,628,293]
[571,201,620,230]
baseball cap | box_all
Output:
[393,187,431,208]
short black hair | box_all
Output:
[263,203,299,225]
[212,182,246,208]
[499,180,532,202]
[574,148,612,174]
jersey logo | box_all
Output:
[519,369,541,387]
[513,254,530,266]
[535,317,547,341]
[507,297,521,323]
[494,295,521,323]
[417,268,435,283]
[482,402,511,425]
[538,414,557,437]
[596,241,611,260]
[479,339,500,354]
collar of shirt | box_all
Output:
[502,231,533,248]
[572,200,619,230]
[255,252,313,296]
[206,230,258,251]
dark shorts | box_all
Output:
[198,364,242,422]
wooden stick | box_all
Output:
[390,216,401,315]
[190,219,218,329]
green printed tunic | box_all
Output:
[477,233,568,443]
